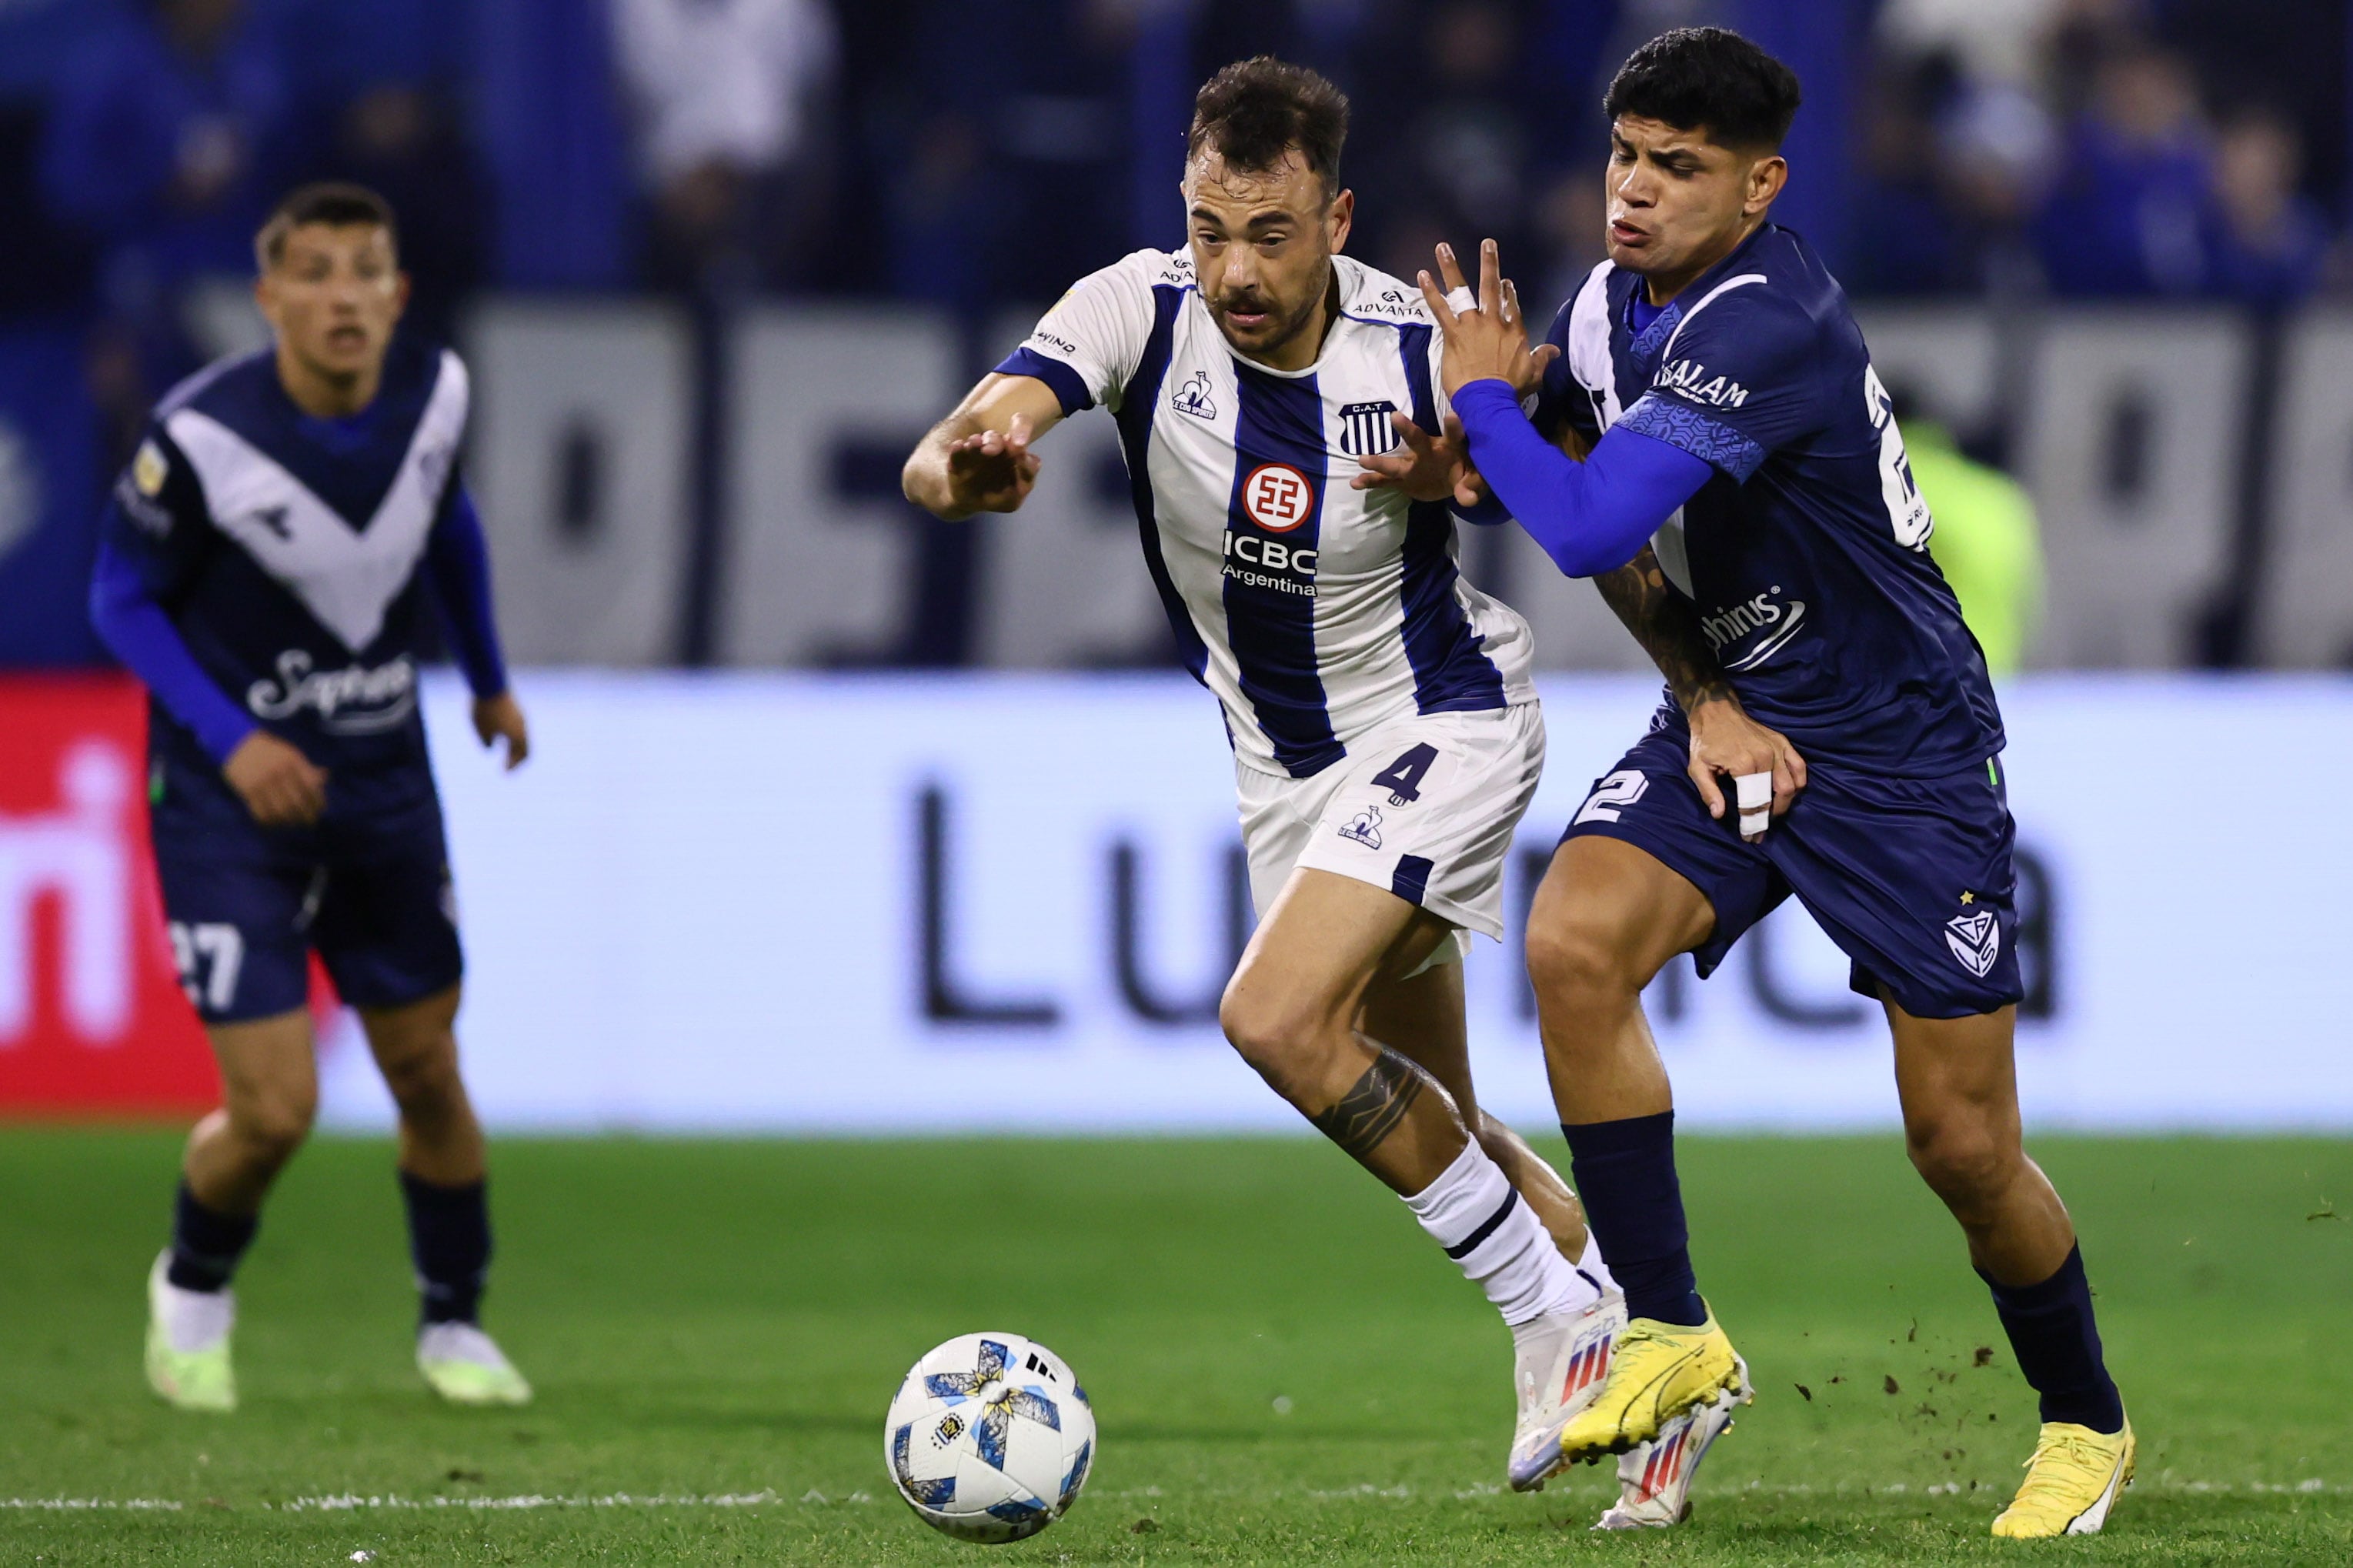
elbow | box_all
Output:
[1545,539,1644,582]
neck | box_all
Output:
[275,343,379,419]
[1241,263,1341,373]
[1644,214,1766,307]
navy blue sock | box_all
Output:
[167,1181,257,1293]
[1561,1111,1707,1327]
[399,1172,492,1326]
[1980,1244,2124,1434]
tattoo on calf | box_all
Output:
[1310,1047,1428,1160]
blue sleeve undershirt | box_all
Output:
[87,536,258,764]
[424,487,509,699]
[1451,378,1715,578]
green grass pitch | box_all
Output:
[2,1130,2348,1565]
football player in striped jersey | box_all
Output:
[904,58,1621,1485]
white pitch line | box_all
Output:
[270,1490,829,1512]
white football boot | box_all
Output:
[1507,1283,1627,1491]
[1592,1353,1750,1528]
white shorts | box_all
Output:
[1234,702,1546,965]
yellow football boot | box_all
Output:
[1554,1304,1747,1464]
[1991,1419,2135,1537]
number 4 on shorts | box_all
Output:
[1370,742,1440,806]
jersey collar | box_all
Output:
[1620,222,1779,366]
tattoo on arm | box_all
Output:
[1594,545,1737,716]
[1309,1046,1429,1162]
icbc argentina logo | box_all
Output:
[1241,463,1314,532]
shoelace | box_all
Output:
[2011,1430,2114,1506]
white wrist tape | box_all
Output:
[1735,772,1772,836]
[1444,285,1479,315]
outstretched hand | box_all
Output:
[941,411,1043,517]
[1350,411,1491,508]
[1419,239,1558,400]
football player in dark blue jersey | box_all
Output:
[89,184,532,1413]
[1376,28,2134,1536]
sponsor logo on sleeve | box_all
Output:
[1337,802,1384,849]
[1655,359,1750,408]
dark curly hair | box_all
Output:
[1187,57,1350,194]
[1604,28,1803,151]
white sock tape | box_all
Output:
[1444,285,1478,315]
[1735,771,1771,835]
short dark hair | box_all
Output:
[1187,57,1350,195]
[1604,28,1803,152]
[255,182,399,270]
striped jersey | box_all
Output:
[998,248,1535,779]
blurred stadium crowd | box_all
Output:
[0,0,2349,671]
[5,0,2346,430]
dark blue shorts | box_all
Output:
[1560,726,2022,1019]
[147,750,464,1026]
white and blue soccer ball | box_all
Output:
[884,1331,1095,1543]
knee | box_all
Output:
[1905,1118,2015,1209]
[1218,983,1329,1100]
[379,1032,464,1118]
[1525,916,1638,1013]
[229,1085,315,1166]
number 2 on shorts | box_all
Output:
[1574,769,1650,826]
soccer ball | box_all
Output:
[884,1331,1095,1543]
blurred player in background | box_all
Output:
[1389,28,2134,1536]
[88,183,532,1413]
[905,58,1624,1489]
[1891,389,2044,678]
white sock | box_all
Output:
[160,1279,234,1354]
[1403,1141,1582,1326]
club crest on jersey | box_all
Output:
[1170,369,1217,420]
[1337,803,1383,849]
[1241,462,1314,532]
[1944,909,2000,978]
[1338,400,1399,457]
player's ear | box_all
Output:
[1326,186,1354,253]
[1745,155,1787,215]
